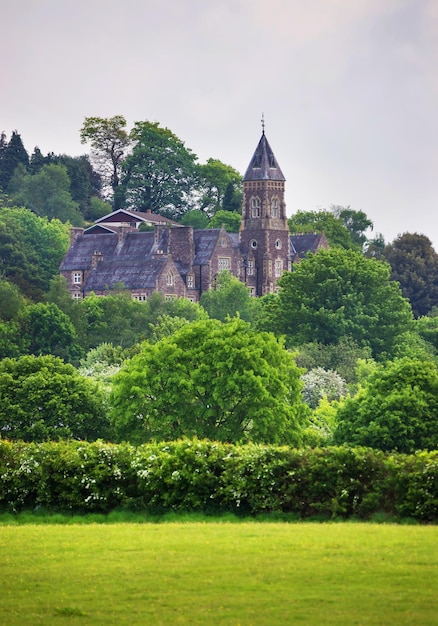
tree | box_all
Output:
[18,302,82,363]
[334,357,438,452]
[0,279,26,321]
[331,205,373,249]
[197,158,242,216]
[288,210,356,249]
[267,248,413,359]
[121,121,198,219]
[180,209,210,229]
[208,209,241,232]
[110,318,308,445]
[0,207,70,300]
[301,367,347,409]
[383,233,438,318]
[0,355,110,442]
[80,115,129,206]
[295,336,372,384]
[0,131,29,191]
[11,163,83,224]
[200,271,261,323]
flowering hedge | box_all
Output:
[0,439,436,521]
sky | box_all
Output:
[2,0,438,247]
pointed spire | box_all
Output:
[243,125,285,182]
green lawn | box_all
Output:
[0,522,437,625]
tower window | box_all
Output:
[247,260,254,276]
[250,239,257,249]
[251,196,261,217]
[271,197,279,218]
[275,239,282,250]
[275,260,283,277]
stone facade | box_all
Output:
[60,131,329,301]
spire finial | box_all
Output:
[261,112,265,134]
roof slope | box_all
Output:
[243,132,285,182]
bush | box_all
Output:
[0,440,436,521]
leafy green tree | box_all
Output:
[11,163,83,225]
[331,205,373,249]
[295,337,372,384]
[267,248,413,359]
[121,121,198,219]
[180,209,210,229]
[0,131,29,191]
[223,180,243,213]
[197,158,242,216]
[80,115,129,206]
[18,302,82,363]
[200,271,261,323]
[288,210,355,249]
[0,278,26,321]
[111,318,308,445]
[0,355,110,442]
[383,233,438,318]
[334,357,438,452]
[0,207,70,300]
[208,210,241,232]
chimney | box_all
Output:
[70,227,84,245]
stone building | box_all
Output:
[60,130,328,301]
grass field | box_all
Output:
[0,520,437,625]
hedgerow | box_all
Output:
[0,439,436,521]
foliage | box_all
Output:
[80,115,130,206]
[0,439,437,521]
[0,356,110,442]
[18,302,82,363]
[301,367,347,409]
[295,336,372,384]
[288,210,356,249]
[121,121,198,219]
[268,248,414,359]
[331,205,373,249]
[78,292,207,351]
[10,163,83,225]
[180,209,209,229]
[208,209,241,232]
[334,357,438,453]
[0,131,29,191]
[200,271,261,323]
[383,232,438,318]
[0,278,26,321]
[197,158,242,216]
[0,206,70,300]
[110,318,308,445]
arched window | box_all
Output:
[251,196,261,217]
[166,272,174,286]
[250,239,257,250]
[271,197,279,218]
[275,239,282,250]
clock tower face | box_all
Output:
[240,130,291,296]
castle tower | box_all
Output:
[240,125,291,296]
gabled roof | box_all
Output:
[84,224,116,235]
[243,132,285,182]
[290,233,328,259]
[95,208,178,226]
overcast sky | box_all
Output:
[2,0,438,247]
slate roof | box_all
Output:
[290,233,327,259]
[95,208,177,226]
[243,132,286,182]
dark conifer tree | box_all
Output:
[0,131,29,191]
